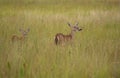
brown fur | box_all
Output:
[11,28,30,42]
[11,35,25,42]
[55,33,72,45]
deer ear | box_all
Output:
[67,22,71,27]
[27,28,30,32]
[19,28,23,32]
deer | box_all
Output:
[55,22,82,45]
[11,28,30,42]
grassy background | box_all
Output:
[0,0,120,78]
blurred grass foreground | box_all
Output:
[0,0,120,78]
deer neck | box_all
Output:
[70,30,75,38]
[23,34,27,37]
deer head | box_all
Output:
[19,28,30,37]
[67,22,82,32]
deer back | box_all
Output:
[11,35,25,42]
[55,33,72,45]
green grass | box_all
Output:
[0,0,120,78]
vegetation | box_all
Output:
[0,0,120,78]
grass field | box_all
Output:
[0,0,120,78]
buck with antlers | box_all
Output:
[55,22,82,45]
[11,28,30,42]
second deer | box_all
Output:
[55,22,82,45]
[12,28,30,42]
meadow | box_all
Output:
[0,0,120,78]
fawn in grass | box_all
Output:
[11,28,30,42]
[55,22,82,45]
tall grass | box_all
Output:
[0,0,120,78]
